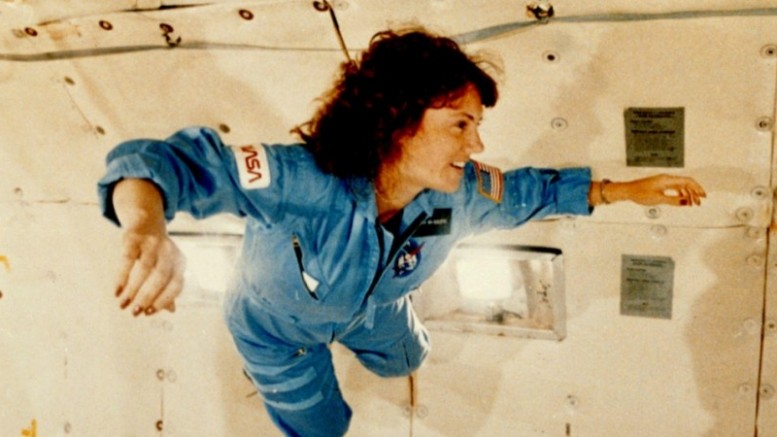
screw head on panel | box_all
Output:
[650,225,668,240]
[756,117,773,132]
[551,117,568,130]
[645,206,661,219]
[751,186,770,200]
[543,51,560,63]
[747,254,764,268]
[736,207,754,223]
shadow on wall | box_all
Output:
[685,230,763,437]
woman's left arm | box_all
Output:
[589,174,707,207]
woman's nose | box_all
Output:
[468,132,485,153]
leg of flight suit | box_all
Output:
[338,295,431,378]
[225,294,352,437]
[231,331,352,437]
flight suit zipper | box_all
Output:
[364,212,428,307]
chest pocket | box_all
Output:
[291,234,321,300]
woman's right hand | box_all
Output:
[112,179,185,316]
[116,227,185,316]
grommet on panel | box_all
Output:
[650,225,668,240]
[736,207,754,223]
[756,116,773,132]
[645,206,661,219]
[551,117,568,130]
[765,320,777,335]
[746,254,764,269]
[761,44,777,58]
[543,50,560,63]
[751,186,769,200]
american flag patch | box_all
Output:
[473,161,504,203]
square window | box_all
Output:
[414,244,566,341]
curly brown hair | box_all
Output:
[293,28,499,180]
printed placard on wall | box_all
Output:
[624,107,684,167]
[620,255,674,319]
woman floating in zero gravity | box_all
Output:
[98,27,705,437]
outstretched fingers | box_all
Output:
[658,175,706,206]
[114,233,184,317]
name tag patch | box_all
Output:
[234,144,271,189]
[414,208,452,237]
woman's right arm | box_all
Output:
[112,178,185,316]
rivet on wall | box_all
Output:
[761,44,777,58]
[645,206,661,219]
[543,50,560,63]
[95,126,106,136]
[218,123,231,134]
[746,226,765,240]
[766,319,777,335]
[746,254,764,268]
[751,186,770,200]
[551,117,568,130]
[99,20,113,31]
[650,224,668,240]
[761,384,776,400]
[64,76,75,86]
[739,383,754,396]
[24,27,38,37]
[741,318,760,335]
[239,9,254,20]
[756,116,773,132]
[736,207,754,223]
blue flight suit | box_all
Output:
[97,126,592,437]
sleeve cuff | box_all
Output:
[96,152,178,226]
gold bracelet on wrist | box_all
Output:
[600,178,612,204]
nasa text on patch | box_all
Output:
[233,144,271,189]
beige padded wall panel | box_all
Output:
[3,2,777,436]
[0,204,165,435]
[417,220,764,436]
[477,17,776,228]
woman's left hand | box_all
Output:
[612,174,707,207]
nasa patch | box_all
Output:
[233,144,271,189]
[394,239,425,277]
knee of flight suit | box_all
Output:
[241,344,352,437]
[359,328,431,378]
